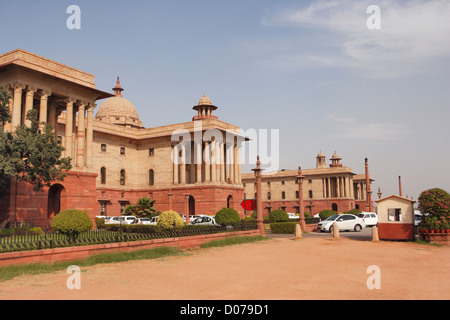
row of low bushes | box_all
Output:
[0,226,44,237]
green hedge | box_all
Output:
[270,222,298,234]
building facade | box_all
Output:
[241,152,374,216]
[0,49,245,227]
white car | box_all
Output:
[131,218,152,225]
[149,216,159,225]
[188,216,219,226]
[287,213,299,220]
[119,216,136,225]
[105,216,122,224]
[357,212,378,227]
[317,214,366,232]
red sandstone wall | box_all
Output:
[378,223,414,241]
[96,185,245,217]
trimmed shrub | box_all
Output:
[270,222,297,234]
[318,210,337,220]
[95,217,106,230]
[51,209,93,239]
[215,208,241,226]
[269,209,289,222]
[157,210,185,231]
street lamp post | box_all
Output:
[296,166,307,232]
[252,156,265,236]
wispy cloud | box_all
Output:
[325,112,408,140]
[261,0,450,78]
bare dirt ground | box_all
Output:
[0,236,449,300]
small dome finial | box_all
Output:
[113,76,124,97]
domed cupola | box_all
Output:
[95,77,144,129]
[192,94,218,121]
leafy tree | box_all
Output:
[124,197,156,218]
[0,88,11,129]
[0,88,72,198]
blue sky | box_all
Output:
[2,0,449,199]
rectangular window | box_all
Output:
[281,181,285,185]
[267,192,271,200]
[100,202,107,215]
[57,136,62,145]
[149,148,155,156]
[120,147,125,155]
[101,144,107,152]
[388,208,402,221]
[120,202,128,215]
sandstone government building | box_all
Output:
[0,49,374,227]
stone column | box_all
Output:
[39,90,52,128]
[215,139,220,182]
[173,144,179,184]
[220,140,225,182]
[211,139,216,182]
[229,141,235,183]
[233,142,238,184]
[180,143,186,184]
[196,140,202,183]
[327,178,331,198]
[24,87,37,127]
[237,144,242,184]
[76,103,86,167]
[85,105,94,168]
[64,99,75,160]
[11,83,25,129]
[337,177,341,198]
[204,141,211,182]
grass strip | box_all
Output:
[200,235,269,249]
[0,246,184,282]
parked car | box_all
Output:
[356,212,378,227]
[149,216,159,225]
[105,216,122,225]
[131,218,152,225]
[187,216,219,226]
[119,216,136,225]
[287,213,299,220]
[317,214,366,232]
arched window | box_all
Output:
[332,203,338,212]
[120,169,126,186]
[100,167,106,184]
[282,191,286,200]
[149,169,154,186]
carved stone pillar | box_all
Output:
[65,98,76,160]
[11,82,25,129]
[76,102,86,167]
[85,104,94,168]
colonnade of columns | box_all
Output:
[322,176,356,199]
[173,137,242,185]
[1,81,95,169]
